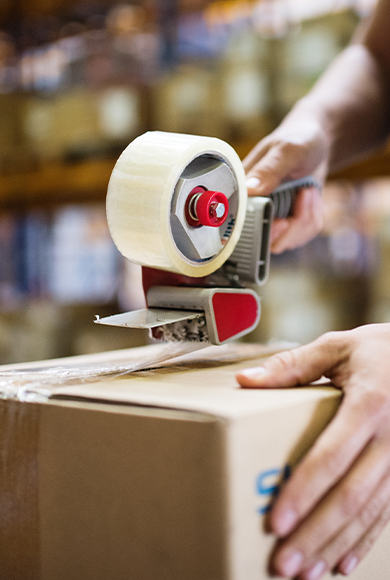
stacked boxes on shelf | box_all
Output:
[0,205,121,308]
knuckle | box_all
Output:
[279,140,300,158]
[358,495,383,530]
[339,482,367,520]
[317,446,345,480]
[317,329,344,346]
[258,156,282,178]
[314,330,351,360]
[267,350,303,383]
[312,331,343,358]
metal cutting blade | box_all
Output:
[95,308,203,329]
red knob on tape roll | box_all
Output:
[185,187,229,228]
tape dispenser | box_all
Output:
[95,131,318,345]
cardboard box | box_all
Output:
[0,342,389,580]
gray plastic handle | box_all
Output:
[228,176,321,285]
[270,176,320,219]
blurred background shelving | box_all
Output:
[1,0,390,364]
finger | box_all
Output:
[242,137,272,172]
[336,469,390,576]
[297,467,390,579]
[271,187,324,253]
[272,435,390,578]
[236,331,349,388]
[269,218,290,246]
[310,464,390,578]
[269,395,377,539]
[271,187,321,252]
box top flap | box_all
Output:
[0,343,341,419]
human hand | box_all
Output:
[236,323,390,579]
[244,116,329,253]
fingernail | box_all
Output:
[279,549,303,577]
[274,508,297,537]
[238,367,266,379]
[306,560,326,580]
[339,554,358,576]
[246,177,261,189]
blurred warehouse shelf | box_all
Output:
[0,158,114,208]
[2,0,390,365]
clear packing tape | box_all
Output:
[0,341,297,403]
[106,131,247,277]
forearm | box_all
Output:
[243,0,390,253]
[282,42,390,172]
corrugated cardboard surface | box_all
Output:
[0,343,389,579]
[0,400,40,580]
[39,402,228,580]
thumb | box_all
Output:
[236,337,343,388]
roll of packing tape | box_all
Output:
[106,131,247,277]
